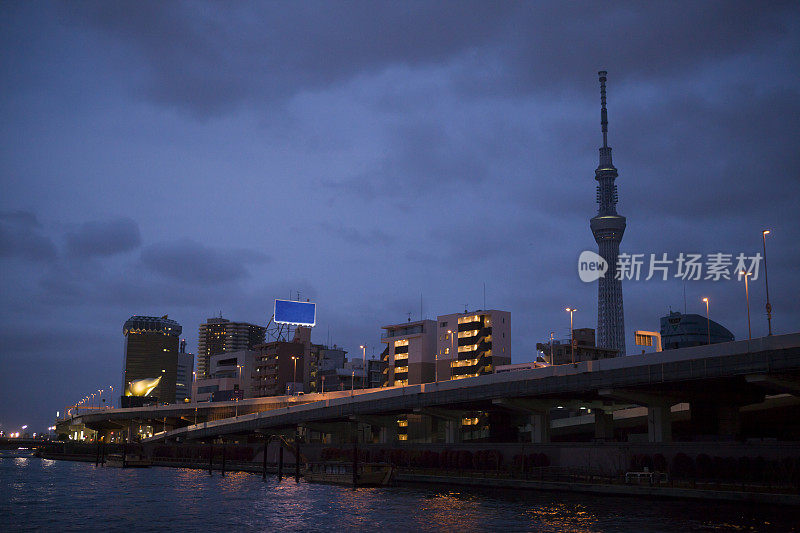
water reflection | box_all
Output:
[2,458,798,532]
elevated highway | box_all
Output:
[132,333,800,444]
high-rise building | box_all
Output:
[121,315,182,406]
[175,339,194,403]
[437,310,511,380]
[590,71,626,355]
[380,320,437,386]
[197,317,266,378]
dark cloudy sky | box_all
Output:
[2,1,799,432]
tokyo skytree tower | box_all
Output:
[589,71,626,354]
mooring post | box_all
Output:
[208,443,213,475]
[278,445,284,481]
[122,439,127,468]
[262,440,268,481]
[352,422,358,490]
[95,440,100,466]
[221,444,226,477]
[295,429,301,483]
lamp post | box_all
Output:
[235,365,242,417]
[447,329,456,381]
[549,331,555,365]
[360,345,366,389]
[741,270,752,340]
[98,389,103,409]
[565,308,578,364]
[762,230,772,335]
[291,356,298,395]
[321,375,325,394]
[702,298,711,345]
[109,385,114,409]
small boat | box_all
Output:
[105,453,151,468]
[303,461,395,486]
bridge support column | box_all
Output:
[647,405,672,443]
[444,420,461,444]
[690,402,741,440]
[717,405,741,438]
[378,425,397,444]
[594,410,614,441]
[528,413,551,444]
[491,399,558,443]
[349,415,397,444]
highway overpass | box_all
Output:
[66,333,800,444]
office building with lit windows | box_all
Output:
[121,315,182,406]
[197,317,266,378]
[380,320,438,387]
[436,310,511,380]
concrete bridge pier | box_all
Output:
[690,403,741,439]
[492,399,555,443]
[300,422,349,445]
[600,389,675,443]
[647,405,673,443]
[594,410,615,441]
[350,415,399,444]
[416,408,465,444]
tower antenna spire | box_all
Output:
[590,69,626,356]
[599,70,608,148]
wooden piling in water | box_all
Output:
[295,431,300,483]
[278,446,283,481]
[262,441,268,481]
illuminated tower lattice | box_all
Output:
[589,71,626,354]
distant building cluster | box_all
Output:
[114,73,742,440]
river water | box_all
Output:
[2,455,798,532]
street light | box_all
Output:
[360,345,366,389]
[291,356,298,395]
[565,308,578,364]
[321,375,325,394]
[444,329,457,382]
[702,298,711,345]
[109,385,114,409]
[235,364,243,416]
[762,230,773,335]
[740,270,752,340]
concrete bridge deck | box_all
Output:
[135,333,800,443]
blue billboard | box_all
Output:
[274,299,316,326]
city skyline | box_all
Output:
[2,2,799,433]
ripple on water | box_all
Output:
[1,458,799,532]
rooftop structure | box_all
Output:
[660,311,735,350]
